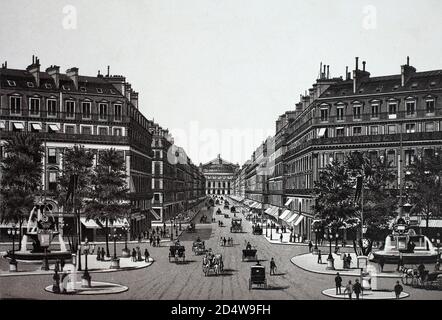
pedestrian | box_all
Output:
[53,269,61,294]
[308,241,313,253]
[378,256,385,273]
[270,258,277,275]
[149,236,153,246]
[101,247,105,260]
[223,237,227,247]
[146,230,150,240]
[144,248,150,262]
[137,247,142,261]
[156,235,160,247]
[276,226,279,233]
[138,233,142,243]
[353,279,362,300]
[394,281,403,299]
[344,280,353,300]
[397,253,404,271]
[54,259,60,273]
[346,254,352,268]
[335,272,342,295]
[342,253,347,269]
[96,247,101,261]
[131,248,137,262]
[317,250,323,264]
[60,258,65,272]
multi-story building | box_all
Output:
[200,154,239,195]
[149,122,206,223]
[0,57,154,240]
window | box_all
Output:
[30,123,42,132]
[388,124,397,134]
[10,96,21,115]
[82,102,91,119]
[27,82,34,88]
[320,108,328,122]
[81,126,92,135]
[47,99,57,116]
[353,126,362,136]
[114,128,123,136]
[48,148,57,164]
[388,103,397,117]
[426,99,435,114]
[114,104,122,121]
[45,83,52,89]
[425,122,434,132]
[12,122,24,132]
[370,126,379,135]
[66,101,75,118]
[48,124,60,133]
[48,172,58,192]
[353,104,362,120]
[154,193,160,201]
[336,127,345,137]
[7,80,16,87]
[335,153,344,163]
[336,107,344,121]
[96,88,103,93]
[371,104,379,118]
[99,103,108,120]
[65,125,75,134]
[406,101,415,116]
[405,150,415,166]
[98,127,108,135]
[29,98,40,115]
[80,87,87,92]
[387,150,396,166]
[405,123,415,133]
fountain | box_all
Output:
[371,216,438,264]
[5,200,72,262]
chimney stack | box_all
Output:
[345,66,349,80]
[363,61,366,71]
[355,57,359,70]
[26,55,41,87]
[353,57,370,93]
[46,65,60,89]
[323,64,326,79]
[107,65,110,77]
[401,56,416,86]
[66,67,79,90]
[327,65,330,79]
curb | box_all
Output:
[44,281,129,295]
[290,254,363,277]
[321,288,410,300]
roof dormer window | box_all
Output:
[45,83,52,89]
[110,89,116,94]
[27,82,34,88]
[96,88,103,93]
[7,80,16,87]
[430,81,436,87]
[80,87,87,92]
[411,83,418,88]
[62,85,70,91]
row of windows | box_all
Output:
[319,99,436,122]
[6,96,123,120]
[5,79,116,94]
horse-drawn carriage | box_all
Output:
[249,264,267,290]
[230,206,236,213]
[192,240,207,255]
[252,224,263,235]
[401,265,442,289]
[216,208,222,215]
[186,222,196,233]
[215,199,220,205]
[230,218,243,233]
[224,203,229,209]
[242,246,258,261]
[169,245,186,263]
[202,252,224,276]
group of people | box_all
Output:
[220,237,233,246]
[131,246,150,262]
[335,273,404,299]
[96,247,107,261]
[149,234,162,247]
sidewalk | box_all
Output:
[291,252,366,276]
[322,288,409,300]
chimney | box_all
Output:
[319,62,323,79]
[107,65,110,77]
[327,65,330,79]
[323,65,326,79]
[125,83,132,100]
[66,67,79,90]
[106,74,126,95]
[352,57,370,93]
[1,61,7,69]
[46,65,60,89]
[401,56,416,86]
[345,66,349,80]
[130,91,139,109]
[26,56,41,87]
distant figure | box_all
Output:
[60,258,65,272]
[280,233,283,242]
[270,258,277,275]
[223,237,227,247]
[353,279,362,300]
[397,253,404,271]
[378,256,385,272]
[144,248,150,262]
[308,241,313,253]
[344,280,353,300]
[346,254,352,268]
[131,248,137,262]
[137,247,142,261]
[53,269,60,293]
[138,233,142,243]
[394,281,403,299]
[149,236,153,247]
[96,247,101,261]
[435,261,440,271]
[335,272,342,295]
[101,247,105,260]
[317,250,323,264]
[156,235,161,247]
[418,262,426,281]
[342,253,347,269]
[246,242,252,250]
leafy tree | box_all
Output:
[85,149,130,258]
[0,134,43,250]
[405,152,442,235]
[56,146,94,253]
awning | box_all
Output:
[280,210,292,220]
[12,122,24,130]
[265,208,273,215]
[418,219,442,228]
[252,202,262,209]
[317,128,327,138]
[149,209,161,220]
[80,217,101,229]
[287,213,299,223]
[111,218,129,228]
[282,211,296,223]
[293,214,305,226]
[48,124,60,131]
[31,123,42,131]
[284,198,293,207]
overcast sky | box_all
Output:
[1,0,441,165]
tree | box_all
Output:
[405,152,442,235]
[0,134,43,250]
[85,149,130,258]
[56,146,94,254]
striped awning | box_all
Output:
[80,217,101,229]
[293,214,305,226]
[279,210,292,220]
[265,208,273,215]
[287,213,299,223]
[418,219,442,228]
[111,218,130,228]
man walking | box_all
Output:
[353,279,362,300]
[394,281,403,299]
[335,272,342,295]
[308,241,313,253]
[144,248,150,262]
[156,235,160,247]
[317,250,323,264]
[270,258,277,275]
[344,280,353,300]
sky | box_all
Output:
[1,0,442,165]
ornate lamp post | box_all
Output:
[266,222,269,237]
[170,218,174,241]
[314,227,319,250]
[121,224,130,258]
[270,221,273,240]
[326,228,335,270]
[81,238,94,287]
[7,225,19,272]
[38,229,52,271]
[109,227,120,269]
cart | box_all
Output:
[230,218,243,233]
[186,223,196,233]
[242,249,258,261]
[249,264,267,290]
[169,245,186,263]
[192,241,207,255]
[252,224,263,235]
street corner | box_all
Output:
[322,288,409,300]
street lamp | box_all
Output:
[108,227,120,269]
[326,229,335,270]
[170,218,174,241]
[314,228,319,250]
[81,238,94,288]
[266,222,269,237]
[38,230,52,271]
[121,225,130,258]
[7,225,19,272]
